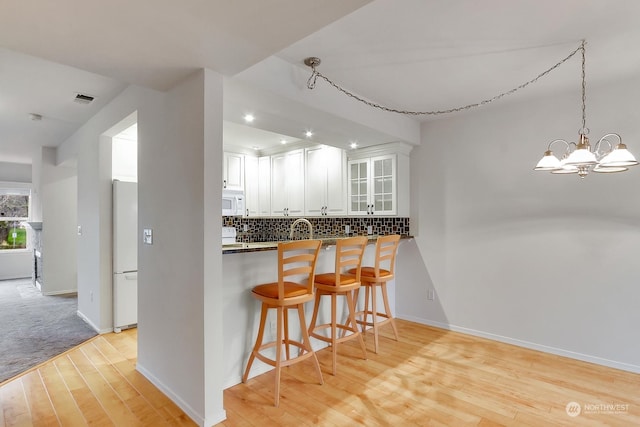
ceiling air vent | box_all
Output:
[73,93,95,105]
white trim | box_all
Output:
[136,363,227,427]
[0,180,32,190]
[42,289,77,296]
[76,310,112,334]
[346,141,414,159]
[0,249,30,254]
[397,314,640,374]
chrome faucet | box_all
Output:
[289,218,313,240]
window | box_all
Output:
[0,186,30,251]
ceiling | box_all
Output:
[2,0,640,164]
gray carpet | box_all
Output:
[0,278,97,383]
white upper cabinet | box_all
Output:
[244,155,259,217]
[271,149,304,216]
[257,156,271,216]
[223,152,244,191]
[305,145,346,216]
[348,154,396,216]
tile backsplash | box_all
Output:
[222,216,410,243]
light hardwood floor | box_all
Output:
[1,320,638,426]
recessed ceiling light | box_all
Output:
[305,130,313,138]
[251,146,260,151]
[280,139,287,145]
[244,114,255,123]
[350,142,358,149]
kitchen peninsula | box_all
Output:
[221,225,411,389]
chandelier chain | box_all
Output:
[306,42,585,116]
[581,40,587,131]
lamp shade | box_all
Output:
[599,143,639,167]
[593,164,628,173]
[551,157,578,174]
[564,147,597,166]
[534,150,561,171]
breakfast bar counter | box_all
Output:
[221,236,409,389]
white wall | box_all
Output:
[404,75,640,373]
[59,75,225,425]
[0,251,31,280]
[40,147,77,295]
[0,162,31,182]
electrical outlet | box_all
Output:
[243,224,248,232]
[367,225,373,235]
[427,289,435,301]
[344,225,350,235]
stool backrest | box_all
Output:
[334,236,368,283]
[372,234,401,278]
[278,239,322,301]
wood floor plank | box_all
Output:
[20,370,59,426]
[67,347,144,426]
[38,363,87,427]
[54,354,114,427]
[0,379,32,427]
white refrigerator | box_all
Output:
[113,180,138,332]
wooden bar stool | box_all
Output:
[242,239,323,407]
[308,236,368,375]
[348,234,401,354]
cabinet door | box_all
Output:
[223,152,244,190]
[324,146,346,215]
[258,156,271,216]
[271,153,288,216]
[305,146,327,216]
[371,154,396,215]
[286,149,305,216]
[244,156,259,217]
[348,159,370,215]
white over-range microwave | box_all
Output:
[222,189,244,216]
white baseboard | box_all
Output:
[136,363,226,427]
[42,288,77,296]
[76,310,112,335]
[398,314,640,374]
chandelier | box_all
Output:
[534,40,638,178]
[305,40,637,178]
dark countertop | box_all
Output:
[222,235,411,254]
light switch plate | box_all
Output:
[143,228,153,245]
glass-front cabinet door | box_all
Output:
[371,155,396,215]
[348,154,396,215]
[348,159,369,215]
